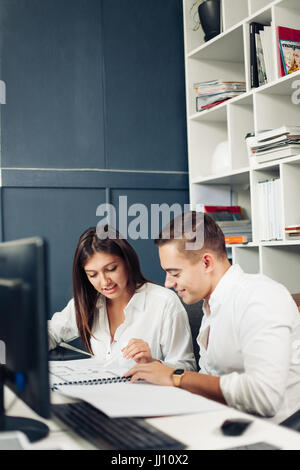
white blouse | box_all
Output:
[48,282,196,372]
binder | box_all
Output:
[49,357,129,390]
[51,375,130,389]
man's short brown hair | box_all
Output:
[155,211,227,261]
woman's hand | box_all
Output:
[121,338,155,364]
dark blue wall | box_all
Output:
[0,0,189,316]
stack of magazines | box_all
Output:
[218,219,252,244]
[198,205,252,244]
[194,80,246,112]
[246,126,300,164]
[285,225,300,240]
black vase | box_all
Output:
[198,0,221,42]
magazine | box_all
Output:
[277,26,300,76]
[279,39,300,75]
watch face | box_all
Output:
[173,369,185,375]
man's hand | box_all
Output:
[123,361,175,385]
[121,338,155,364]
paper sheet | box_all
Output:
[55,381,225,418]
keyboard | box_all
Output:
[225,442,281,450]
[52,401,186,450]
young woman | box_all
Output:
[48,226,196,371]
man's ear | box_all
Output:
[202,252,215,272]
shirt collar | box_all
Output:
[207,264,243,313]
[124,283,147,313]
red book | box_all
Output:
[203,205,243,214]
[201,99,229,110]
[203,206,244,222]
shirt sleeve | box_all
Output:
[48,298,79,350]
[220,283,295,418]
[159,293,197,371]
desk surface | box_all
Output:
[4,387,300,450]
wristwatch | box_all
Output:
[172,369,185,387]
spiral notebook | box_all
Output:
[49,358,129,390]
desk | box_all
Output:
[4,387,300,450]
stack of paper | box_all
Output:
[285,225,300,240]
[246,126,300,164]
[50,358,225,419]
[218,219,253,244]
[194,80,246,112]
[56,382,225,418]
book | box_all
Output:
[250,135,300,151]
[194,82,246,95]
[254,140,300,154]
[256,29,267,86]
[286,232,300,240]
[277,26,300,77]
[246,127,300,163]
[260,25,274,83]
[194,80,246,90]
[252,126,300,142]
[250,22,265,88]
[285,225,300,240]
[197,98,229,112]
[258,179,283,241]
[251,145,300,164]
[279,39,300,75]
[200,205,244,222]
[216,219,251,228]
[195,91,243,110]
[285,225,300,232]
[225,236,248,244]
[194,79,246,112]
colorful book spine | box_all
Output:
[225,236,248,244]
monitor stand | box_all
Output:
[0,366,49,443]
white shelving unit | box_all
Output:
[183,0,300,293]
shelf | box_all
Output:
[191,167,250,185]
[189,104,228,123]
[189,91,253,122]
[275,0,300,11]
[261,240,300,245]
[255,69,300,95]
[250,154,300,169]
[184,0,300,290]
[187,23,244,62]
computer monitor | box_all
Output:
[0,237,50,442]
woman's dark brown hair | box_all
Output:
[72,226,149,354]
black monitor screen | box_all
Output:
[0,237,50,429]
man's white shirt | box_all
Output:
[198,264,300,423]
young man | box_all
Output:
[124,211,300,424]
